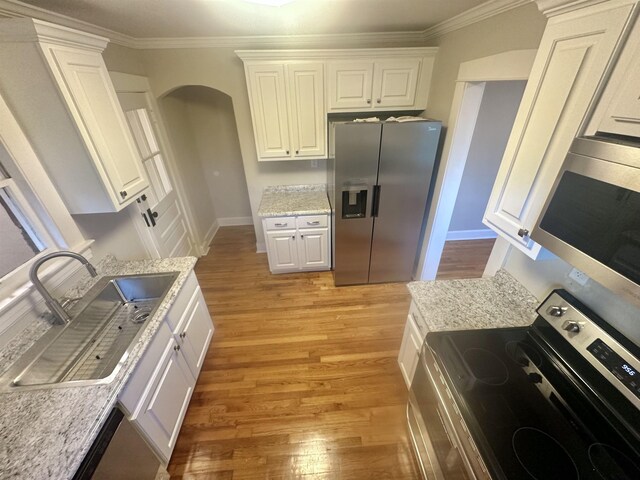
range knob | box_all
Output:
[562,321,581,333]
[548,306,567,317]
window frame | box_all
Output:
[0,91,90,314]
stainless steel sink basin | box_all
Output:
[1,272,179,391]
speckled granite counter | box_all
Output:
[407,270,539,332]
[258,184,330,217]
[0,255,197,480]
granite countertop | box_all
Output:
[258,184,331,217]
[0,255,198,480]
[407,269,539,332]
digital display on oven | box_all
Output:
[587,339,640,400]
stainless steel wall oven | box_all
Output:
[408,289,640,479]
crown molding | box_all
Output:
[533,0,609,16]
[133,30,428,50]
[0,0,534,51]
[236,46,438,61]
[0,17,109,50]
[0,0,137,47]
[422,0,531,41]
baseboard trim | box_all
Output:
[201,220,220,255]
[218,216,253,226]
[256,241,266,253]
[446,229,497,241]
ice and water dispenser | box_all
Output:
[341,185,367,219]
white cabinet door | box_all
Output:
[287,63,326,158]
[372,59,421,108]
[398,314,422,388]
[265,230,299,271]
[46,47,148,206]
[246,64,291,159]
[297,227,329,270]
[135,333,195,463]
[327,61,375,111]
[597,40,640,138]
[483,3,636,258]
[176,287,214,378]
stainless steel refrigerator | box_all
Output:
[328,119,442,285]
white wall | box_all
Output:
[448,80,526,232]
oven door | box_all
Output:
[408,344,488,480]
[532,137,640,307]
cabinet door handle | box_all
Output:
[173,345,181,352]
[120,190,128,199]
[179,332,186,339]
[147,208,157,227]
[141,212,151,227]
[517,228,530,238]
[274,222,287,227]
[306,221,320,225]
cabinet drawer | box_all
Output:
[296,215,328,229]
[265,216,296,230]
[119,320,174,418]
[165,271,199,333]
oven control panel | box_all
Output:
[539,291,640,409]
[587,339,640,400]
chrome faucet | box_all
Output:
[29,251,98,324]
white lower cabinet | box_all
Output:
[262,214,330,273]
[398,301,428,388]
[119,271,214,464]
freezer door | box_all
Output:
[334,122,382,285]
[369,121,441,283]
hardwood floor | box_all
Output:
[168,226,420,479]
[436,239,496,280]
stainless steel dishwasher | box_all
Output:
[73,406,161,480]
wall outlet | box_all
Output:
[568,267,589,286]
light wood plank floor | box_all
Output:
[168,226,420,479]
[436,239,496,280]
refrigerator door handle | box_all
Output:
[372,185,381,218]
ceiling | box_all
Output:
[15,0,492,38]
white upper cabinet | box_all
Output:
[287,63,326,158]
[588,16,640,139]
[327,61,375,110]
[246,64,292,159]
[243,60,325,161]
[483,2,637,258]
[237,48,437,161]
[328,58,423,111]
[0,18,149,213]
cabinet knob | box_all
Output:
[179,332,186,339]
[120,190,128,199]
[376,99,381,104]
[292,235,295,240]
[295,150,299,155]
[301,234,304,239]
[173,344,181,352]
[517,228,530,238]
[151,211,158,219]
[366,99,371,104]
[286,150,290,155]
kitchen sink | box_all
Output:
[1,272,179,391]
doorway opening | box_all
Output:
[437,80,526,279]
[417,49,537,281]
[158,85,252,255]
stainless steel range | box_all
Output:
[407,289,640,479]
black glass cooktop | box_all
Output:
[427,324,640,480]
